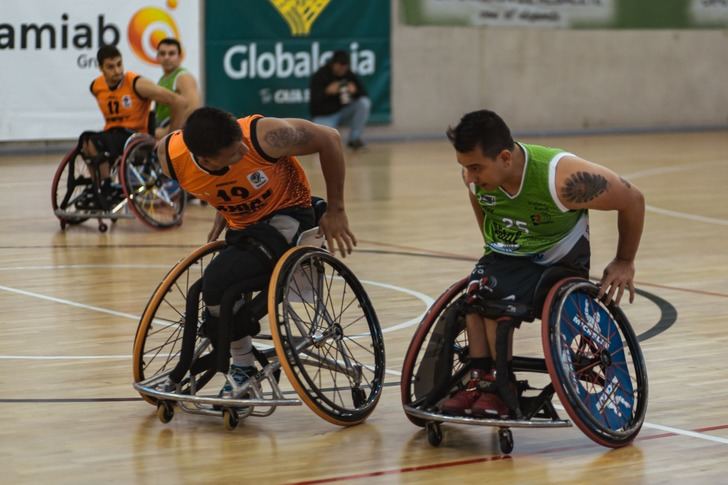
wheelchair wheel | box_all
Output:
[120,134,185,229]
[133,240,225,404]
[51,146,91,228]
[542,278,648,448]
[268,246,385,426]
[400,278,469,427]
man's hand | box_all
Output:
[465,264,495,303]
[318,208,356,258]
[598,258,636,305]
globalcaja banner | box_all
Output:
[400,0,728,29]
[0,0,200,141]
[205,0,391,123]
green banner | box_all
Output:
[400,0,728,29]
[205,0,391,122]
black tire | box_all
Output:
[268,246,385,426]
[400,278,470,427]
[120,134,185,229]
[498,428,514,454]
[542,278,648,448]
[426,422,443,447]
[133,241,225,404]
[51,147,91,227]
[156,401,174,423]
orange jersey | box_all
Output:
[165,115,312,230]
[91,71,151,132]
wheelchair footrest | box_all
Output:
[134,382,302,409]
[403,405,571,429]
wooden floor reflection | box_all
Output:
[1,130,727,483]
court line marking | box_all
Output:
[286,420,728,485]
[551,404,728,445]
[641,422,728,445]
[0,266,431,377]
[624,160,728,226]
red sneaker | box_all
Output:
[471,391,511,418]
[440,370,486,415]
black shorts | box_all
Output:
[79,127,135,161]
[474,236,590,307]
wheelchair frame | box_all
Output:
[132,238,385,430]
[401,275,648,454]
[51,133,185,232]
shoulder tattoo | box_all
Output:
[263,126,312,148]
[560,171,609,203]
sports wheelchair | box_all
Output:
[51,133,185,232]
[132,228,385,429]
[401,268,648,454]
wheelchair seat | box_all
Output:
[470,265,586,322]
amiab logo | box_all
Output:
[269,0,331,36]
[127,1,181,65]
[0,1,183,69]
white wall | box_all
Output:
[372,1,728,137]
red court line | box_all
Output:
[287,455,512,485]
[285,423,728,485]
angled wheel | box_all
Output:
[51,146,91,227]
[542,278,648,448]
[268,246,385,426]
[400,278,469,427]
[133,240,225,404]
[120,134,185,229]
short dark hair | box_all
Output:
[97,45,121,65]
[446,110,514,158]
[183,107,242,158]
[157,37,182,55]
[331,50,350,65]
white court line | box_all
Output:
[553,403,728,446]
[644,205,728,226]
[0,284,140,321]
[641,422,728,445]
[0,264,171,271]
[0,268,431,379]
[624,160,728,227]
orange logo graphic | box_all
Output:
[128,5,180,64]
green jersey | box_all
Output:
[155,67,187,126]
[472,142,588,264]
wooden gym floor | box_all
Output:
[1,130,727,484]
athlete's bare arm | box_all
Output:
[555,155,645,305]
[135,77,186,132]
[156,136,227,242]
[463,170,486,236]
[255,117,356,257]
[176,73,201,117]
[155,73,201,139]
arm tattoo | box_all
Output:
[620,176,632,189]
[561,171,609,203]
[263,126,312,148]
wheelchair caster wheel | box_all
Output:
[498,428,514,454]
[351,387,366,408]
[98,222,108,233]
[223,408,239,431]
[156,401,174,424]
[60,220,67,230]
[426,422,442,447]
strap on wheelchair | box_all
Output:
[169,279,204,383]
[225,221,292,272]
[215,280,270,374]
[495,318,523,419]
